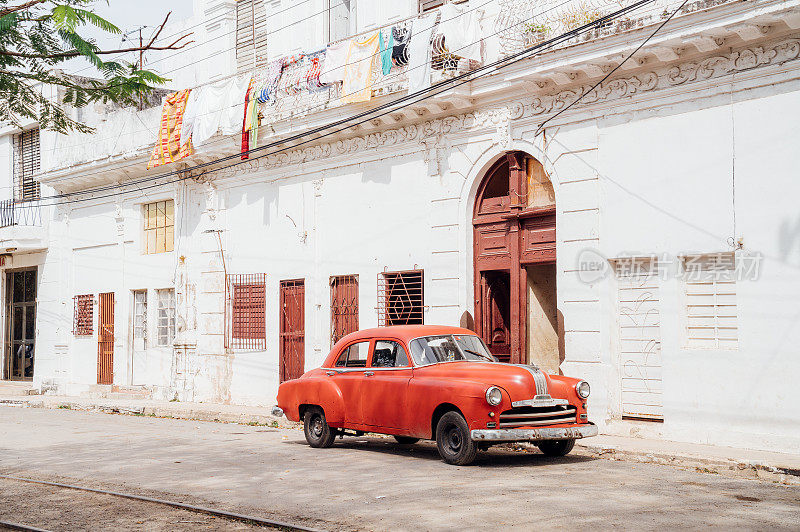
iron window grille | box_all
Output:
[12,128,41,201]
[226,273,267,350]
[330,275,359,346]
[377,269,424,326]
[156,288,176,347]
[73,294,94,336]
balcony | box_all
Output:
[0,199,47,253]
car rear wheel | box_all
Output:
[537,439,575,457]
[303,406,336,448]
[435,411,478,465]
[393,436,420,445]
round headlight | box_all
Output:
[576,380,591,399]
[485,386,502,406]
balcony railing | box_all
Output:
[0,199,41,229]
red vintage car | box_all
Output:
[275,325,597,465]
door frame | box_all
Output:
[3,267,37,381]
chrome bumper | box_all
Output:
[471,423,598,442]
[271,406,284,417]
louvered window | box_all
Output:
[419,0,467,12]
[683,253,738,349]
[330,275,358,346]
[236,0,268,73]
[73,294,94,336]
[226,273,267,350]
[378,270,424,326]
[12,128,41,201]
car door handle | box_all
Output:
[326,371,336,376]
[364,371,375,377]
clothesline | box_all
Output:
[147,5,486,169]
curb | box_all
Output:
[0,397,299,429]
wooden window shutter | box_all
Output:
[236,0,268,73]
[12,128,41,201]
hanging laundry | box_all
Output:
[304,50,325,91]
[392,24,411,67]
[319,40,350,85]
[241,76,255,160]
[257,59,284,103]
[341,31,380,104]
[379,29,394,76]
[180,76,250,148]
[407,14,437,94]
[148,89,194,169]
[437,2,483,63]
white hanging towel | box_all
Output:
[319,40,351,85]
[407,14,437,94]
[183,76,250,148]
[437,3,483,63]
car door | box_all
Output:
[326,340,372,428]
[360,339,413,430]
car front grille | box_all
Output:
[498,405,577,428]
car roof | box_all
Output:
[338,325,478,344]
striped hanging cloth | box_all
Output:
[241,76,255,160]
[147,89,194,169]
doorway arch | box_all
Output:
[473,151,559,369]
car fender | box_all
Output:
[407,377,499,438]
[277,373,346,426]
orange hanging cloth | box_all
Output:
[147,89,194,169]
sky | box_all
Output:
[62,0,195,76]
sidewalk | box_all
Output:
[2,394,798,484]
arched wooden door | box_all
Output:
[473,152,556,365]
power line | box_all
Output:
[39,0,656,208]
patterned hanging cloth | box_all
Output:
[379,29,394,76]
[341,31,380,104]
[147,89,194,169]
[241,76,255,160]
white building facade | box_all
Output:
[2,0,800,454]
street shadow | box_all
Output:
[285,436,598,467]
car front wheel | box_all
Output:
[303,406,336,448]
[435,411,478,465]
[537,438,575,457]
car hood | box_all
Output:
[413,361,559,402]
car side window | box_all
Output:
[343,341,370,368]
[371,340,409,368]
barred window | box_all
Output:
[73,294,93,336]
[226,274,267,350]
[683,253,738,349]
[156,288,175,347]
[378,269,424,326]
[12,128,41,201]
[330,275,358,346]
[143,200,174,254]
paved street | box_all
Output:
[1,407,799,531]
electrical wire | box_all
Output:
[38,0,657,208]
[44,0,498,156]
[535,0,692,135]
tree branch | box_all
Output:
[0,0,48,17]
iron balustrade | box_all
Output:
[0,200,41,229]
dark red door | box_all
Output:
[279,279,305,382]
[97,292,114,385]
[478,272,512,362]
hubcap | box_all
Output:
[311,415,323,438]
[447,426,462,453]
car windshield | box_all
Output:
[409,334,497,366]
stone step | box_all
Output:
[0,381,36,396]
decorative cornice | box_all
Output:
[193,37,800,179]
